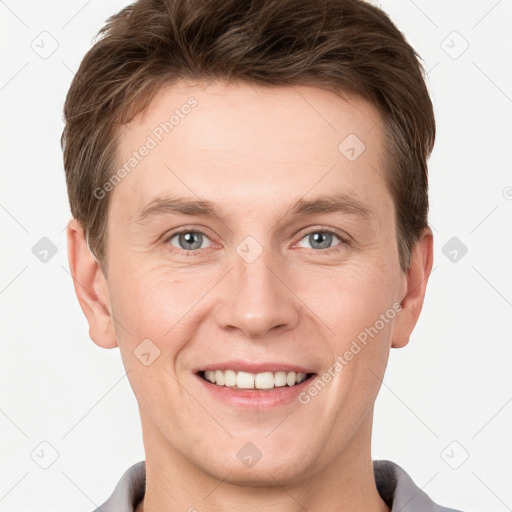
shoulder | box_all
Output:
[91,461,146,512]
[374,459,466,512]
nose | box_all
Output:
[214,243,300,339]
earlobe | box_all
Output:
[391,227,434,349]
[66,219,118,349]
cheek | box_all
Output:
[301,261,399,405]
[300,263,399,346]
[108,271,190,410]
[109,264,197,339]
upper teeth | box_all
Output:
[203,370,309,389]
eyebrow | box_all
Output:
[134,192,373,225]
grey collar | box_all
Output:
[94,459,462,512]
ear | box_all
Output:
[392,227,434,348]
[66,218,118,349]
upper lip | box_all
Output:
[195,360,316,374]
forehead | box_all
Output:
[110,80,390,223]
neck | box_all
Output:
[136,411,389,512]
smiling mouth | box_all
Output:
[198,370,316,390]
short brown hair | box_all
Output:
[62,0,435,275]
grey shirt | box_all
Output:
[93,460,463,512]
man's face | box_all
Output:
[94,81,411,483]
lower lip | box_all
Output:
[195,373,317,410]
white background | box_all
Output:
[1,1,511,511]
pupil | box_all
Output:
[311,232,331,249]
[181,232,201,250]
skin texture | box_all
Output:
[67,81,433,512]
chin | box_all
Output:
[199,450,316,488]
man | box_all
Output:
[62,0,463,510]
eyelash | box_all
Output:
[163,227,350,256]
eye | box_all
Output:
[295,228,347,252]
[164,227,349,255]
[166,230,212,252]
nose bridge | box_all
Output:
[215,235,299,338]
